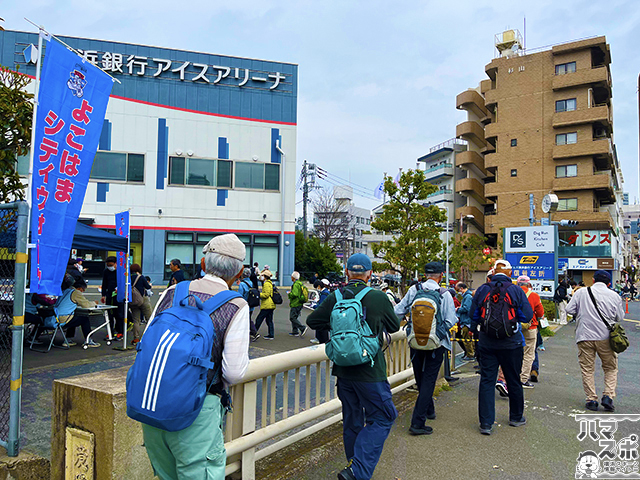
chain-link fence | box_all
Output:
[0,202,28,456]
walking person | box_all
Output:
[471,259,533,435]
[554,279,569,325]
[310,279,331,345]
[101,256,123,340]
[516,276,544,389]
[254,269,276,340]
[566,270,624,411]
[288,271,308,337]
[167,259,185,287]
[394,262,457,435]
[307,254,399,480]
[455,282,475,361]
[238,268,260,341]
[130,263,152,346]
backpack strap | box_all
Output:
[354,286,372,302]
[172,281,191,307]
[334,289,343,302]
[202,290,242,316]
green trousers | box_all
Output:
[142,394,226,480]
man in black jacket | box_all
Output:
[101,256,123,340]
[554,279,569,325]
[307,253,400,480]
[471,259,533,435]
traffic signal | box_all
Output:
[559,220,579,227]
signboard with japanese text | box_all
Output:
[115,211,131,303]
[567,258,598,270]
[505,252,556,299]
[504,226,555,253]
[30,38,114,295]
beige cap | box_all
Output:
[202,234,246,261]
[261,269,273,278]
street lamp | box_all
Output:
[460,214,474,235]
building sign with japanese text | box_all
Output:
[505,252,556,298]
[30,38,113,295]
[505,226,555,253]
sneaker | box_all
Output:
[131,338,140,346]
[585,400,599,411]
[288,332,299,337]
[251,334,260,342]
[337,466,356,480]
[62,341,77,347]
[496,380,509,397]
[85,340,101,348]
[601,395,615,412]
[462,355,475,362]
[409,424,433,435]
[299,326,308,337]
[509,417,527,427]
[114,333,123,341]
[538,345,545,351]
[522,381,535,389]
[310,338,320,344]
[426,412,436,420]
[479,424,493,435]
[530,370,538,383]
[264,336,275,340]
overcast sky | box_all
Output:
[3,0,639,215]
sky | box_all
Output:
[2,0,639,215]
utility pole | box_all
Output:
[529,193,535,226]
[302,159,308,239]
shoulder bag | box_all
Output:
[587,287,629,354]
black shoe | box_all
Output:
[585,400,599,411]
[529,371,538,383]
[601,396,615,412]
[509,417,526,427]
[426,413,436,420]
[521,381,535,389]
[409,424,433,435]
[337,466,356,480]
[288,332,299,337]
[264,336,275,340]
[479,424,493,435]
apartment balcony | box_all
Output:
[480,79,492,94]
[423,163,454,182]
[484,122,499,145]
[552,138,613,161]
[455,150,487,177]
[552,173,612,192]
[552,66,611,94]
[456,121,486,148]
[424,189,454,204]
[484,88,498,109]
[456,177,486,205]
[552,104,612,129]
[484,152,498,168]
[456,90,489,119]
[455,206,484,232]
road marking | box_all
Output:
[624,318,640,324]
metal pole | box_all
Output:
[303,159,308,240]
[276,141,286,286]
[123,224,131,347]
[445,210,450,288]
[26,27,44,212]
[8,201,29,456]
[529,193,535,226]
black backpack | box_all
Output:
[272,285,283,305]
[480,280,518,339]
[244,280,260,308]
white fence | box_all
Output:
[223,330,414,479]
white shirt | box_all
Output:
[566,282,623,343]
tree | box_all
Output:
[312,187,351,249]
[371,170,446,294]
[448,234,495,287]
[294,231,342,280]
[0,66,33,202]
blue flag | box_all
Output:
[30,39,113,295]
[115,211,131,302]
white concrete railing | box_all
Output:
[223,330,414,479]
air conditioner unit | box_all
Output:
[594,127,607,138]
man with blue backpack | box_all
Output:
[471,259,533,435]
[394,261,457,436]
[127,234,250,479]
[306,253,399,480]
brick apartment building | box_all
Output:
[455,31,625,283]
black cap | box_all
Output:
[424,262,445,274]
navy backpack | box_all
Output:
[126,281,240,431]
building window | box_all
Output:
[555,62,576,75]
[556,132,578,145]
[511,169,517,177]
[91,151,145,183]
[556,165,578,177]
[168,156,232,187]
[510,139,517,147]
[556,98,577,112]
[557,198,578,211]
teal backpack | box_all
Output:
[325,287,380,367]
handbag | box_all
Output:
[587,287,629,354]
[131,275,144,307]
[539,317,549,329]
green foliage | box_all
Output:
[541,299,557,321]
[294,231,342,279]
[539,326,556,337]
[371,170,446,294]
[371,261,386,273]
[448,234,493,286]
[0,66,33,202]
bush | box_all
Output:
[539,326,555,337]
[541,299,556,321]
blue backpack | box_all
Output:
[325,287,380,367]
[126,281,240,431]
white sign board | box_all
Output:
[530,280,555,298]
[505,226,555,253]
[567,258,598,270]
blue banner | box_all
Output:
[505,253,555,280]
[115,211,131,302]
[30,38,113,295]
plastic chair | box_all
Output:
[30,289,77,353]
